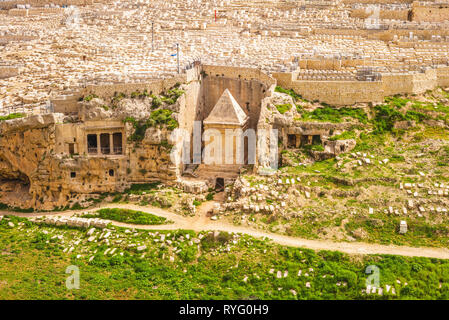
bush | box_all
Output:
[384,96,410,109]
[159,140,173,151]
[163,87,185,104]
[124,182,161,195]
[84,208,168,225]
[275,86,306,102]
[112,92,126,105]
[372,104,405,133]
[149,109,179,130]
[123,110,178,142]
[83,94,98,102]
[178,246,197,263]
[151,95,162,109]
[32,232,52,250]
[276,104,292,114]
[404,110,430,122]
[329,130,357,141]
[0,113,26,121]
[299,106,368,124]
[201,232,232,251]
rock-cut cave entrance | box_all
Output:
[0,171,32,204]
[215,177,224,191]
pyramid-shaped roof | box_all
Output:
[203,89,249,126]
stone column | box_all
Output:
[97,134,100,155]
[109,133,114,154]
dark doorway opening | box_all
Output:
[87,134,98,154]
[287,134,296,148]
[109,169,114,177]
[68,143,75,155]
[100,133,110,154]
[312,135,322,145]
[215,178,224,191]
[113,133,123,154]
[300,135,310,146]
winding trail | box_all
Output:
[2,202,449,260]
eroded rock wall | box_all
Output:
[0,114,62,209]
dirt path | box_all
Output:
[2,203,449,259]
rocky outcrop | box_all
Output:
[0,114,63,209]
[0,113,130,210]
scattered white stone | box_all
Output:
[399,221,407,234]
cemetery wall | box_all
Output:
[312,28,449,41]
[52,95,80,114]
[273,66,449,105]
[81,75,187,100]
[437,66,449,87]
[52,76,187,114]
[411,4,449,22]
[299,59,342,70]
[202,65,275,88]
[350,9,410,20]
[298,58,370,70]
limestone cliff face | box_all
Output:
[125,124,178,183]
[0,114,62,209]
[0,110,180,210]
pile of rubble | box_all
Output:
[32,215,111,228]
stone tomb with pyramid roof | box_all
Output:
[194,89,250,189]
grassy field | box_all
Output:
[1,215,449,300]
[82,208,171,225]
